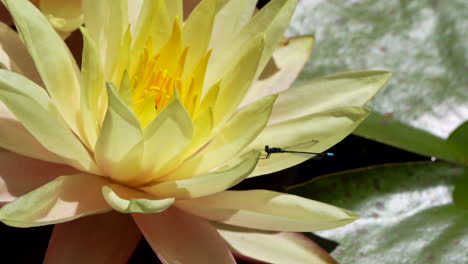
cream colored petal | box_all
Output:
[205,0,297,91]
[270,71,392,124]
[181,107,213,159]
[39,0,84,33]
[102,184,174,214]
[82,0,107,48]
[212,34,265,125]
[133,206,236,264]
[103,0,128,79]
[176,190,358,232]
[5,0,82,137]
[182,0,216,76]
[142,95,193,176]
[128,0,144,31]
[0,102,64,164]
[79,26,105,149]
[209,0,257,52]
[131,0,171,60]
[0,21,42,85]
[44,211,141,264]
[94,83,144,184]
[0,70,98,173]
[216,224,339,264]
[0,173,111,227]
[111,26,132,86]
[250,106,370,177]
[166,94,277,181]
[142,150,260,199]
[241,36,315,107]
[0,150,77,204]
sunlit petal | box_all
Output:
[176,190,358,232]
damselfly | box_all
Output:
[262,140,334,159]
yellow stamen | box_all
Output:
[129,19,212,127]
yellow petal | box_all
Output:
[205,0,297,91]
[209,0,257,52]
[131,0,171,60]
[216,224,339,264]
[179,107,213,160]
[94,83,144,184]
[79,26,105,149]
[182,0,216,76]
[103,0,128,79]
[241,36,315,107]
[212,34,265,125]
[5,0,82,138]
[164,0,183,22]
[176,190,358,232]
[0,70,97,173]
[0,173,111,227]
[250,106,370,177]
[39,0,84,33]
[102,184,174,214]
[142,95,193,177]
[142,150,260,199]
[167,94,277,180]
[270,71,392,124]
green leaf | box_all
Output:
[289,162,468,264]
[453,171,468,209]
[448,121,468,164]
[288,0,468,158]
[354,112,459,163]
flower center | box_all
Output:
[128,18,211,128]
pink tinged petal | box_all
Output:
[241,36,315,107]
[44,211,141,264]
[0,102,65,164]
[216,223,339,264]
[0,22,43,85]
[176,190,358,232]
[0,173,112,227]
[133,206,236,264]
[0,150,77,204]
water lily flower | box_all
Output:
[0,0,391,263]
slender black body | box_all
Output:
[263,145,334,159]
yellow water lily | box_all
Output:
[0,0,391,263]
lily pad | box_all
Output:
[287,0,468,143]
[289,161,468,264]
